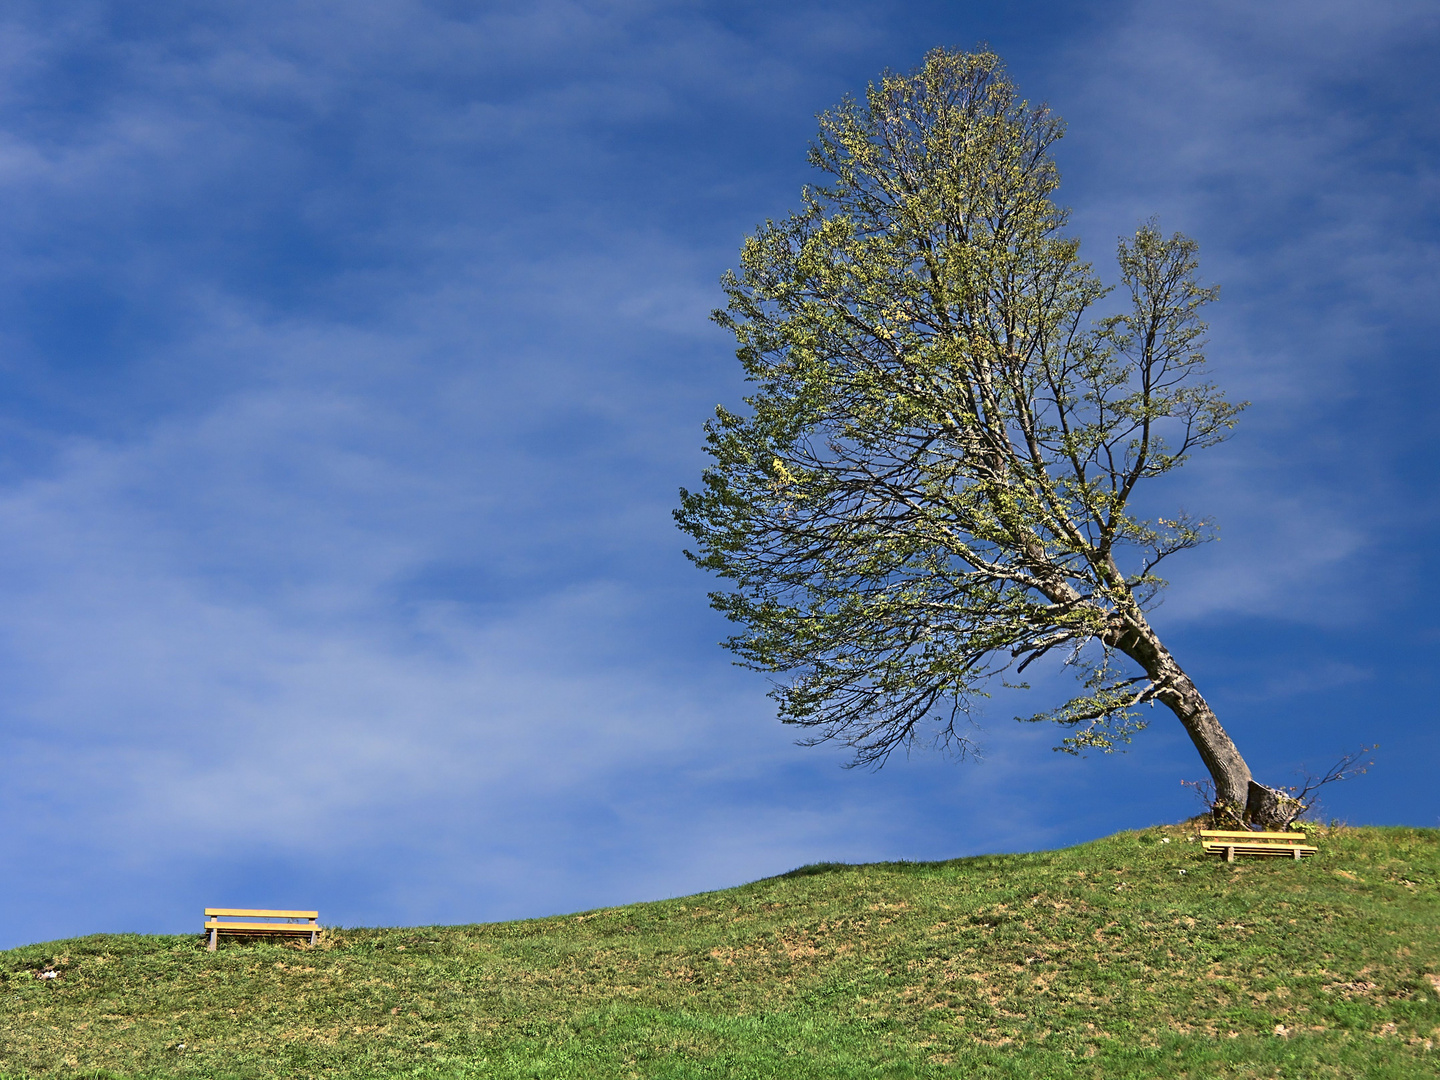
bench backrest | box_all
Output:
[1199,830,1307,842]
[205,908,318,920]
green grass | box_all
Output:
[2,823,1437,1078]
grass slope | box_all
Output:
[2,824,1437,1079]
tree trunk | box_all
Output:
[1114,613,1268,822]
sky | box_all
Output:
[0,0,1436,950]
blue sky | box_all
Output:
[0,0,1435,950]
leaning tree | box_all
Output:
[676,46,1305,828]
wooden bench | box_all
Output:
[204,908,320,951]
[1199,830,1317,862]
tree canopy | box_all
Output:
[676,47,1291,822]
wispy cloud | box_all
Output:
[0,2,1434,949]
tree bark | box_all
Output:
[1114,613,1256,813]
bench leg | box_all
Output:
[1226,845,1235,863]
[208,928,218,952]
[1293,847,1302,860]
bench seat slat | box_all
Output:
[205,908,319,919]
[1201,843,1316,852]
[205,921,319,933]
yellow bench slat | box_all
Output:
[1198,835,1313,846]
[205,908,319,919]
[205,921,320,933]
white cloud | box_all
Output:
[0,1,1434,949]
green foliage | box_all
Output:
[3,826,1437,1078]
[675,48,1245,765]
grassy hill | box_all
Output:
[2,823,1437,1079]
